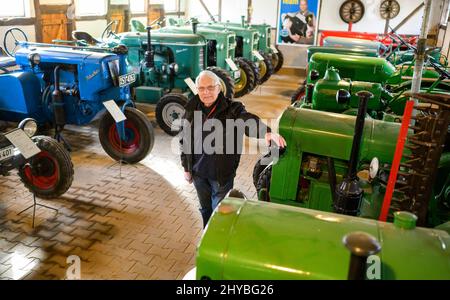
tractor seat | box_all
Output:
[0,57,16,69]
[72,31,101,45]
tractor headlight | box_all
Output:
[217,43,224,50]
[169,63,179,74]
[28,53,41,66]
[18,118,38,137]
[245,38,250,44]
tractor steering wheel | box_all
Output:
[3,27,28,57]
[101,21,119,40]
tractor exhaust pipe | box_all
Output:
[145,26,154,68]
[192,19,198,34]
[333,91,373,216]
[52,66,65,130]
[343,232,381,280]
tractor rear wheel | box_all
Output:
[258,51,274,84]
[234,58,255,98]
[273,47,284,73]
[256,164,272,202]
[156,93,188,136]
[240,57,260,91]
[207,66,235,99]
[270,53,279,74]
[18,136,73,199]
[291,81,307,104]
[252,152,272,188]
[99,106,154,163]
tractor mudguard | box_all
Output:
[0,72,43,122]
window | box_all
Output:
[0,0,25,18]
[130,0,146,13]
[164,0,178,12]
[75,0,107,16]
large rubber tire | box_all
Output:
[18,136,73,199]
[291,84,306,104]
[270,53,279,74]
[234,58,255,98]
[252,152,272,188]
[240,57,260,91]
[99,106,154,164]
[258,51,274,84]
[207,66,235,99]
[256,164,272,202]
[155,93,188,136]
[273,47,284,73]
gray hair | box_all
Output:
[195,70,221,87]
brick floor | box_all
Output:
[0,73,299,280]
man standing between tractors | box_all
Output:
[179,70,286,227]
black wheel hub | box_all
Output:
[31,157,55,177]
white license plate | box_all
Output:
[234,70,241,79]
[118,73,136,87]
[0,145,14,162]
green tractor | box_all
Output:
[198,21,274,85]
[292,51,450,103]
[196,93,450,280]
[196,196,450,279]
[142,19,256,98]
[216,16,284,74]
[72,23,235,135]
[253,91,450,228]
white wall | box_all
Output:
[185,0,219,22]
[318,0,425,35]
[220,0,247,23]
[442,22,450,57]
[75,20,108,38]
[251,0,278,27]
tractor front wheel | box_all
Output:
[258,51,274,84]
[291,83,306,104]
[207,66,235,99]
[234,58,255,98]
[156,93,188,136]
[99,106,155,164]
[256,164,272,202]
[240,57,260,91]
[252,152,272,188]
[273,47,284,73]
[18,136,74,199]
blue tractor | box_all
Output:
[1,28,154,164]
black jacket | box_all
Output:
[180,92,271,185]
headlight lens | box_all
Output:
[18,118,38,137]
[28,53,41,66]
[169,63,179,74]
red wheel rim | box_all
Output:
[108,120,141,155]
[296,91,305,101]
[24,151,59,190]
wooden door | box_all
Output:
[41,13,68,44]
[148,5,164,26]
[110,9,126,33]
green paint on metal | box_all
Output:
[393,211,418,229]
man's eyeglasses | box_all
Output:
[197,85,219,93]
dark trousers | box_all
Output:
[192,175,234,228]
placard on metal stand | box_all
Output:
[17,172,58,228]
[103,100,136,179]
[5,129,58,228]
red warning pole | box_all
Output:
[379,100,415,222]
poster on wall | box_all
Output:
[276,0,321,46]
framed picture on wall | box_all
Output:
[276,0,321,46]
